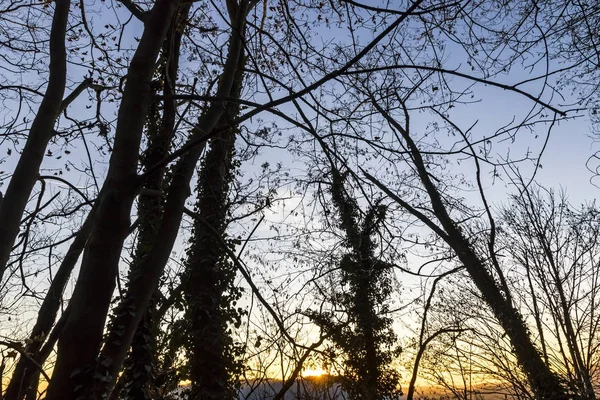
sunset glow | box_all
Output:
[302,368,328,377]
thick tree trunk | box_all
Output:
[0,0,70,277]
[120,307,156,400]
[356,278,380,400]
[118,9,189,399]
[182,68,241,399]
[43,2,180,399]
[347,272,380,400]
[182,132,238,400]
[89,6,250,398]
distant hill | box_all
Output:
[168,375,347,399]
[168,377,512,399]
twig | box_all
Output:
[0,340,51,382]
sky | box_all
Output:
[1,0,600,396]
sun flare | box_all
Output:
[302,368,328,377]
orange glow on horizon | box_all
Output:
[301,368,328,377]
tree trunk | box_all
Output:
[4,211,93,400]
[88,5,251,398]
[43,2,181,399]
[369,102,571,400]
[182,60,242,399]
[0,0,70,277]
[327,167,398,400]
[118,9,189,399]
[354,276,380,400]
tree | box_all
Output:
[501,184,600,399]
[42,2,186,398]
[406,267,466,400]
[109,6,191,399]
[361,97,569,398]
[181,46,246,400]
[394,184,600,400]
[307,165,402,400]
[0,0,72,278]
